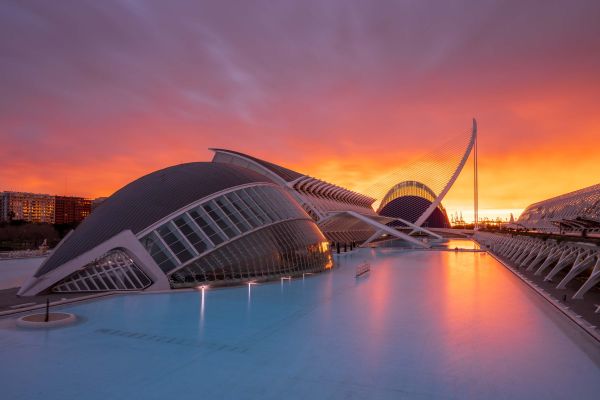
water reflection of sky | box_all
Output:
[375,237,479,251]
[0,246,599,399]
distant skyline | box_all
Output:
[2,1,599,221]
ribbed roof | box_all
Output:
[378,181,439,212]
[210,148,303,182]
[36,163,272,277]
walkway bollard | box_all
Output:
[44,298,50,322]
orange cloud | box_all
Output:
[1,0,599,223]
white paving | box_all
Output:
[0,257,45,290]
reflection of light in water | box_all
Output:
[201,287,205,318]
[445,238,479,250]
[247,281,257,305]
[196,285,207,333]
[280,276,291,292]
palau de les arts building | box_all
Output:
[19,149,450,296]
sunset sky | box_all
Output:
[1,1,599,221]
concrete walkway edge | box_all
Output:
[485,250,600,344]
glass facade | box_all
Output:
[139,184,330,287]
[52,249,152,293]
[170,219,331,287]
[139,232,177,273]
[518,183,600,232]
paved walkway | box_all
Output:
[0,287,107,316]
[490,253,600,339]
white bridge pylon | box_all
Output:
[410,118,478,233]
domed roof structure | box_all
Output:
[36,163,272,277]
[20,162,331,296]
[377,181,450,228]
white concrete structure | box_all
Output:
[476,232,600,299]
[19,163,333,295]
[413,119,477,229]
[211,148,437,247]
[518,183,600,233]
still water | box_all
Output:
[1,241,598,399]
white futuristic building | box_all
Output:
[19,163,332,295]
[19,155,436,296]
[20,151,441,296]
[477,182,600,301]
[518,183,600,233]
[476,232,600,300]
[211,149,436,247]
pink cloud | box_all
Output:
[1,1,599,215]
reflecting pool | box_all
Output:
[1,241,599,399]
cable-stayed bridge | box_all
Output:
[353,118,478,246]
[211,119,478,249]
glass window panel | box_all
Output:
[207,254,226,280]
[135,268,152,286]
[189,209,225,245]
[271,188,295,218]
[119,269,136,289]
[72,279,87,291]
[120,273,134,289]
[140,232,177,273]
[238,189,271,224]
[255,187,286,220]
[268,187,294,213]
[102,277,116,290]
[83,276,99,291]
[108,270,126,289]
[157,224,194,263]
[216,197,251,233]
[174,215,209,254]
[163,219,329,288]
[203,202,238,238]
[226,192,261,228]
[92,276,108,291]
[125,268,142,288]
[247,187,280,221]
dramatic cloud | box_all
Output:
[1,0,599,219]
